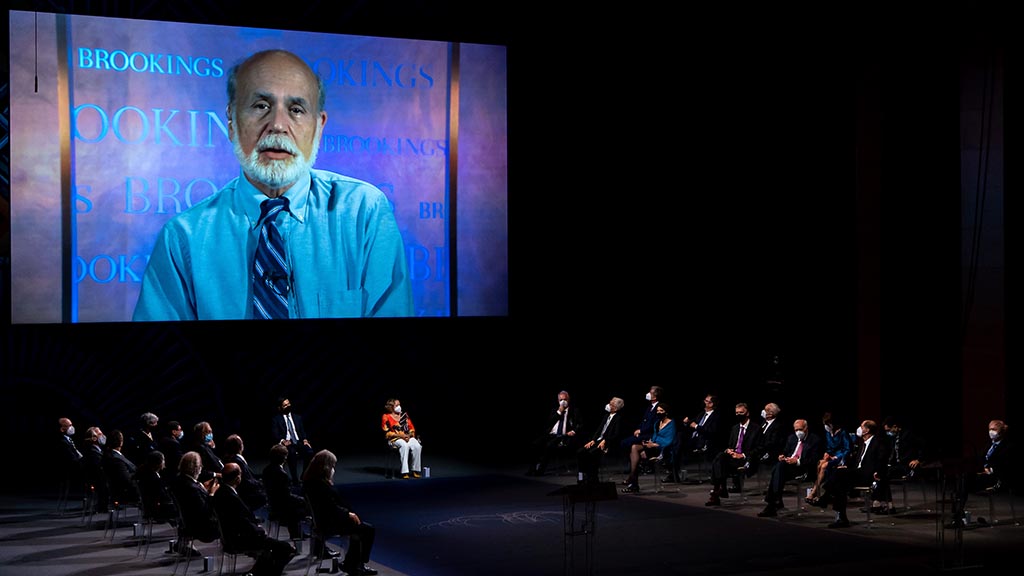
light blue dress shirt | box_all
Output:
[132,169,413,320]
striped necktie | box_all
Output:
[253,197,290,319]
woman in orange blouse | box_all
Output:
[381,398,423,479]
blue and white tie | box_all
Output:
[253,197,290,319]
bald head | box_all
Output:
[222,462,242,487]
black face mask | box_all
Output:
[736,413,748,423]
[281,406,292,414]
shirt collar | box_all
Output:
[240,171,311,229]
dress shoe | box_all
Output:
[621,483,639,494]
[401,473,410,479]
[361,565,379,575]
[827,518,851,528]
[705,496,721,506]
[320,548,341,559]
[757,507,777,517]
[620,479,632,486]
[413,471,422,478]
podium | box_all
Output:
[548,482,617,576]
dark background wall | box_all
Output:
[1,4,1015,489]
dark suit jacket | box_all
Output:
[589,412,623,444]
[191,442,224,481]
[636,402,660,439]
[102,449,139,504]
[170,473,219,542]
[688,410,725,454]
[543,406,583,438]
[271,412,309,443]
[58,434,83,472]
[83,445,108,510]
[134,468,177,522]
[262,462,305,523]
[982,436,1017,488]
[725,420,763,468]
[226,454,267,512]
[848,434,890,486]
[303,479,358,537]
[212,484,269,552]
[753,418,788,465]
[158,434,184,473]
[781,432,824,475]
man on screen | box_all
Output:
[133,49,413,321]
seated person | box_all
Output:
[821,419,890,528]
[213,463,296,576]
[262,444,309,541]
[133,450,178,523]
[526,390,582,476]
[102,429,140,507]
[878,415,927,512]
[806,411,853,504]
[621,403,676,493]
[705,403,763,506]
[222,433,268,513]
[302,450,378,576]
[577,397,625,484]
[381,399,423,479]
[270,397,315,485]
[757,419,822,517]
[170,450,221,546]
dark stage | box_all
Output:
[2,454,1022,576]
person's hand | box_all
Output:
[303,439,312,447]
[348,512,361,525]
[567,430,576,436]
[909,459,920,469]
[584,440,594,449]
[598,440,607,452]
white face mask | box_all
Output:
[761,410,768,419]
[795,430,806,441]
[98,434,107,446]
[394,405,402,414]
[989,430,999,440]
[559,399,568,408]
[824,424,833,433]
[605,404,612,413]
[856,426,864,437]
[66,426,75,436]
[645,392,652,401]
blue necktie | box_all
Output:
[253,197,290,319]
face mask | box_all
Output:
[204,433,214,443]
[98,434,107,446]
[394,405,402,414]
[736,413,747,423]
[645,392,652,401]
[658,412,667,420]
[604,404,611,413]
[795,430,806,441]
[886,430,895,437]
[856,426,864,437]
[761,410,768,419]
[66,426,75,436]
[989,430,999,440]
[559,400,568,408]
[824,424,833,433]
[175,431,184,441]
[281,405,292,414]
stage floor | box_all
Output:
[2,454,1022,575]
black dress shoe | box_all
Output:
[320,548,341,559]
[621,483,639,494]
[361,566,379,575]
[705,496,721,506]
[827,518,851,528]
[757,507,777,517]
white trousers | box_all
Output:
[390,437,423,474]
